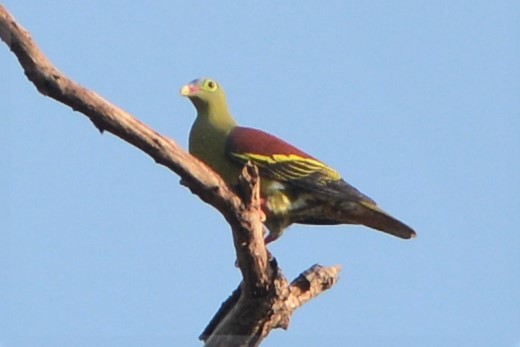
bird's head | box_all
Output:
[180,78,228,115]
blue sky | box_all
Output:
[1,1,519,346]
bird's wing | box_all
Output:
[226,127,418,240]
[226,127,374,202]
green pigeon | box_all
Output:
[180,78,416,243]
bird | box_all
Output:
[180,77,416,243]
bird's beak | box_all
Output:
[180,84,199,97]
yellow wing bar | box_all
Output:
[231,152,342,183]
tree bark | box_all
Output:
[0,5,341,346]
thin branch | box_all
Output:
[287,264,342,313]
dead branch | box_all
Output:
[0,5,341,346]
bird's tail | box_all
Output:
[354,201,416,239]
[292,195,416,239]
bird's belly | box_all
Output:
[260,179,332,241]
[260,180,353,226]
[261,180,290,214]
[261,180,310,218]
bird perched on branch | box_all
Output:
[180,78,416,243]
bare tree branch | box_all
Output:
[1,5,341,346]
[201,263,341,346]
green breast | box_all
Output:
[189,118,241,185]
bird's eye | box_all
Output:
[206,80,217,91]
